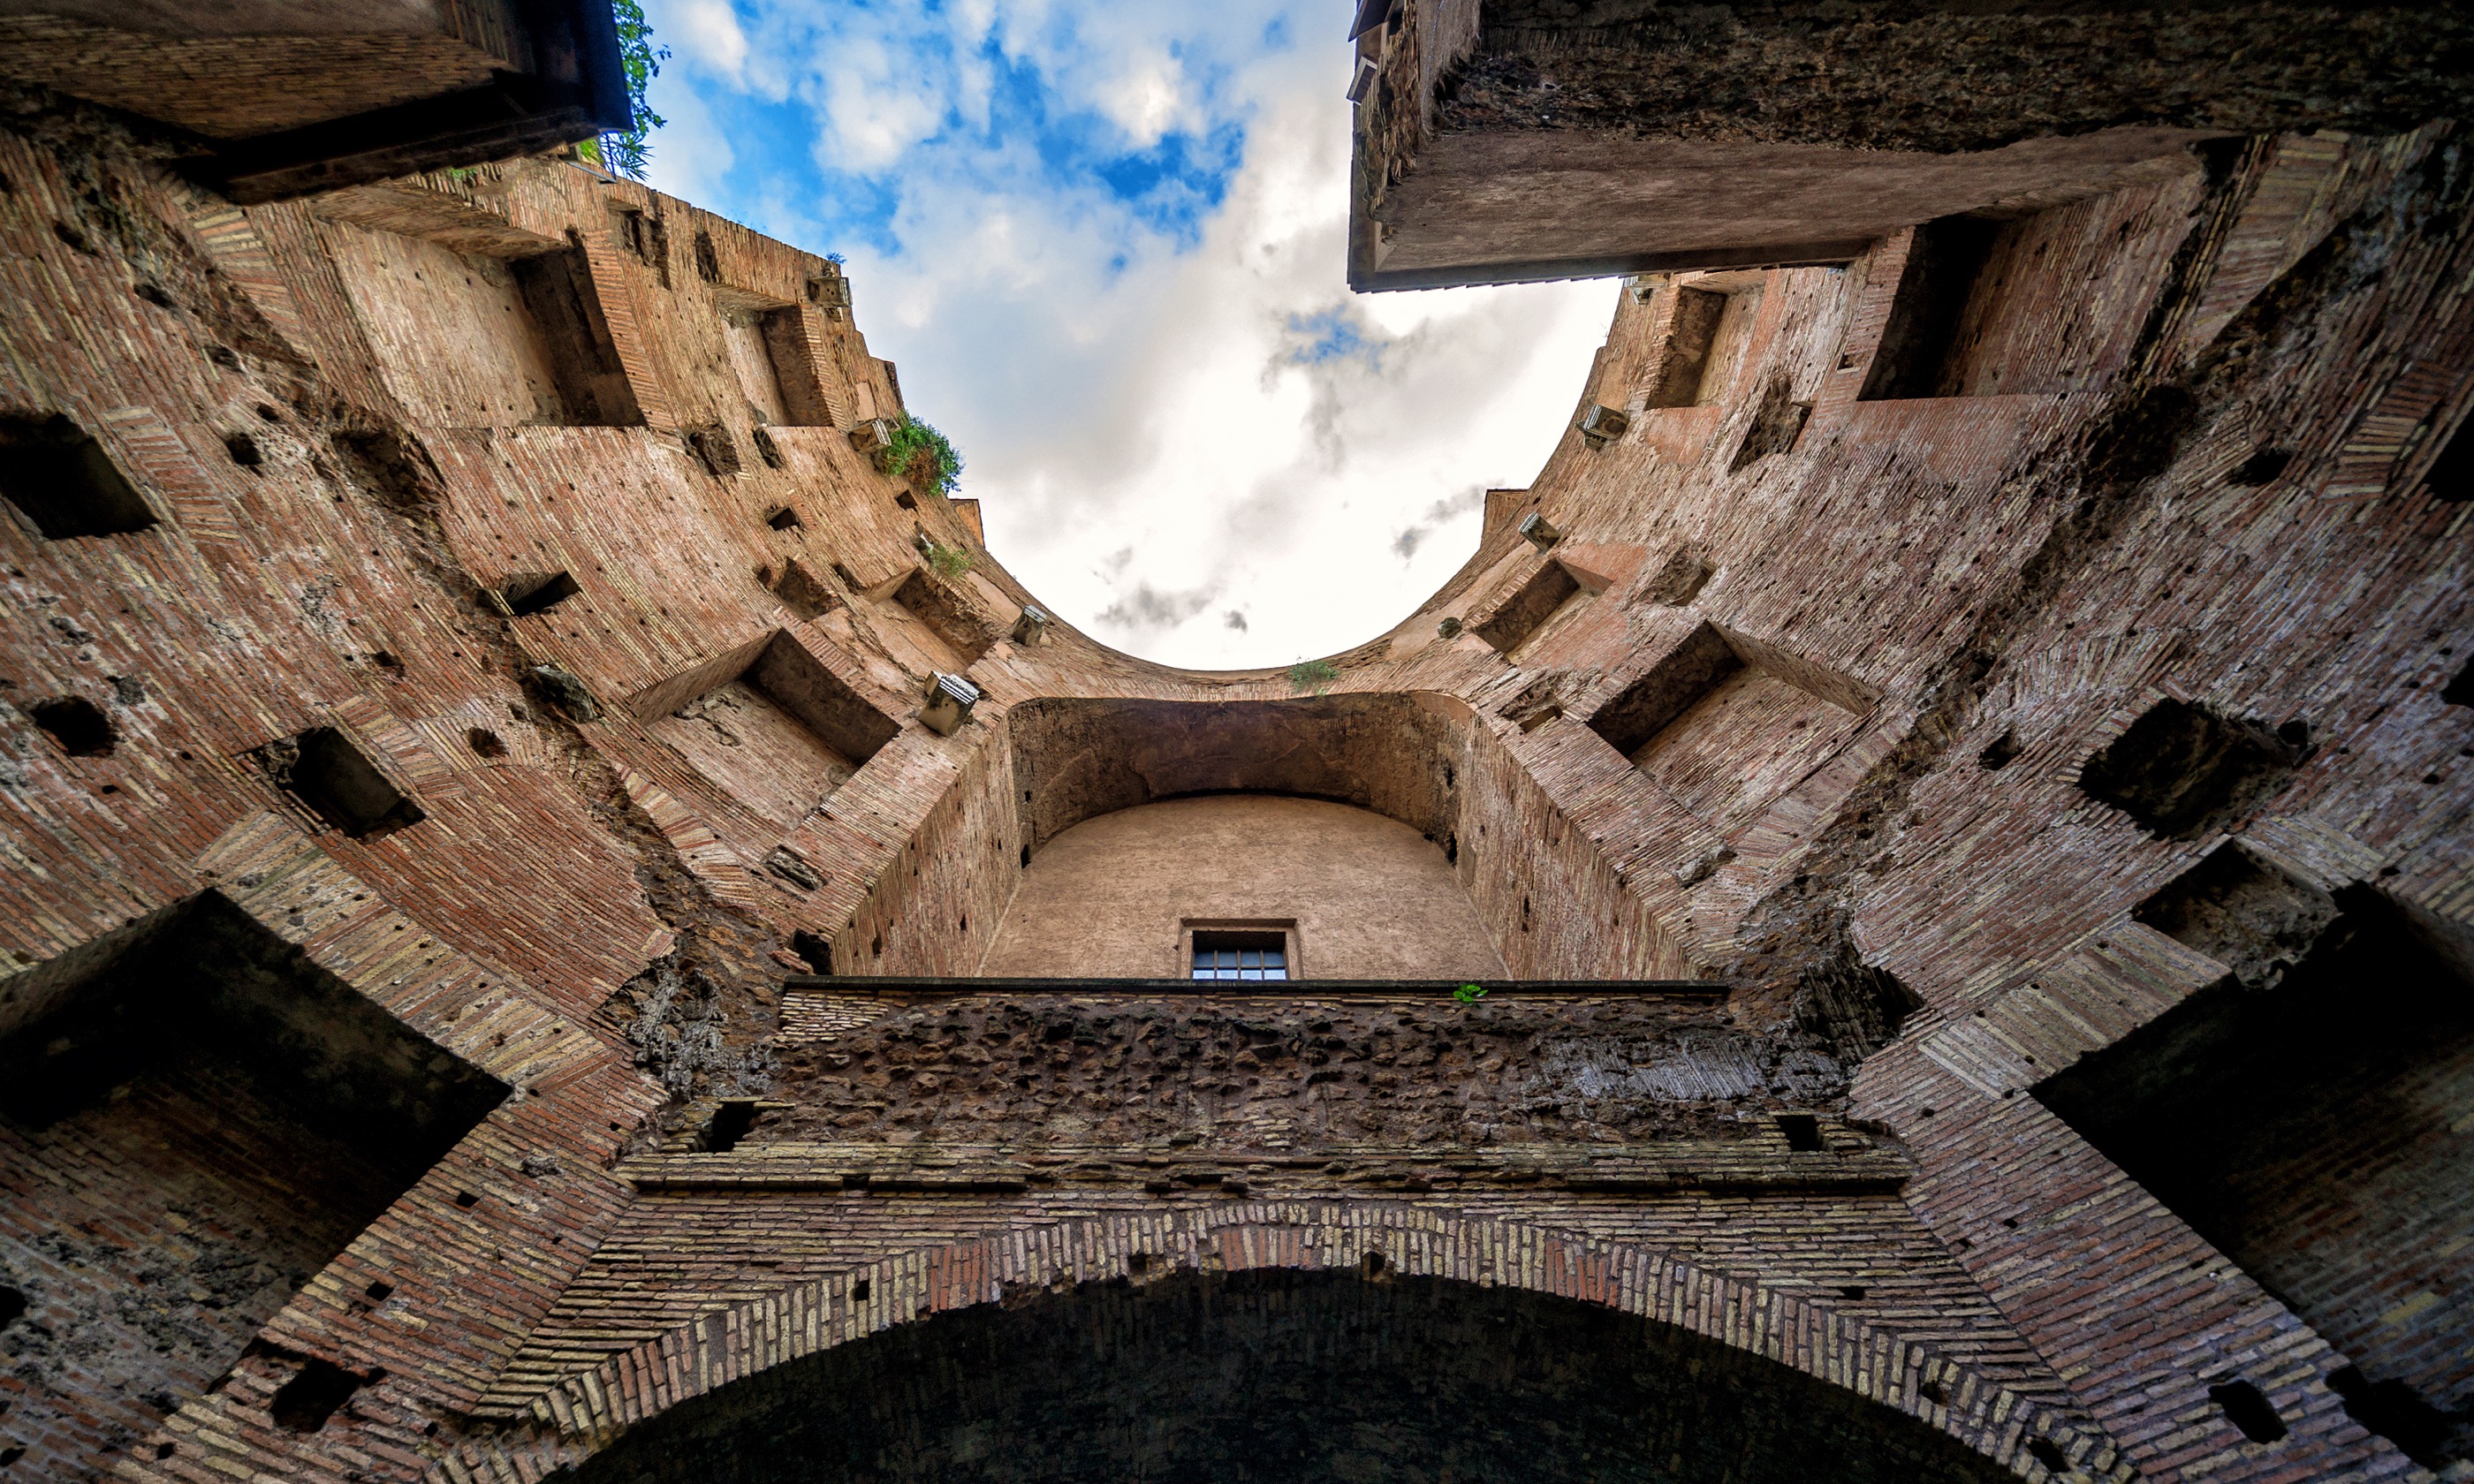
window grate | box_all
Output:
[1191,932,1288,981]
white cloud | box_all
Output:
[641,0,1614,670]
[670,0,749,80]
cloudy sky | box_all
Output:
[640,0,1613,670]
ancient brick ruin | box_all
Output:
[3,4,2471,1481]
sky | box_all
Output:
[638,0,1613,671]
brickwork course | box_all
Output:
[2,8,2472,1481]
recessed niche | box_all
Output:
[2038,889,2473,1471]
[1729,373,1810,471]
[771,557,840,621]
[641,631,899,834]
[0,893,505,1473]
[1588,622,1872,837]
[1473,560,1582,654]
[1859,202,2150,400]
[323,222,642,428]
[1860,216,2000,401]
[1652,288,1732,408]
[499,570,581,617]
[766,504,802,532]
[893,568,1002,666]
[2132,844,2337,992]
[686,423,742,477]
[250,725,428,838]
[0,413,156,538]
[28,696,115,757]
[270,1358,368,1435]
[718,295,837,428]
[509,243,646,426]
[2078,698,2306,840]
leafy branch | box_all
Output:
[580,0,670,180]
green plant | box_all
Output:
[580,0,670,180]
[885,417,964,496]
[1288,658,1338,696]
[926,541,974,579]
[1453,983,1489,1004]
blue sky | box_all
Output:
[641,0,1609,670]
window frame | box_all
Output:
[1181,920,1300,982]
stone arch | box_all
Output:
[434,1206,2126,1482]
[1005,693,1476,861]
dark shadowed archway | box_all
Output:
[565,1268,2020,1484]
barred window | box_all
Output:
[1191,930,1288,980]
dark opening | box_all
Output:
[2445,657,2473,708]
[466,727,509,759]
[508,246,645,427]
[694,229,722,284]
[2425,418,2470,502]
[364,1281,395,1302]
[2024,1436,2071,1473]
[851,1278,871,1301]
[1977,729,2022,770]
[753,427,786,469]
[269,1359,365,1434]
[2207,1381,2287,1445]
[28,697,115,757]
[686,424,741,478]
[2330,1365,2454,1468]
[1859,216,2000,402]
[0,1285,23,1329]
[766,505,802,532]
[1776,1114,1825,1152]
[1916,1379,1947,1406]
[2038,889,2474,1470]
[1020,844,1031,869]
[0,413,156,538]
[503,571,582,617]
[0,895,503,1475]
[2229,448,2295,488]
[703,1100,758,1154]
[221,431,262,469]
[568,1270,2015,1484]
[789,931,834,975]
[2077,698,2305,839]
[251,726,427,838]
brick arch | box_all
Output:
[432,1204,2126,1484]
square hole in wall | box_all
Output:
[641,632,899,837]
[1644,282,1762,409]
[2078,697,2307,840]
[0,893,505,1475]
[1588,622,1872,837]
[1473,560,1583,655]
[2038,890,2474,1471]
[892,568,1003,666]
[0,413,156,538]
[250,726,427,838]
[323,222,642,428]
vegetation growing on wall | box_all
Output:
[886,418,965,496]
[581,0,670,180]
[1288,659,1339,695]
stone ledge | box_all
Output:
[619,1135,1910,1196]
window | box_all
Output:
[1191,928,1289,980]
